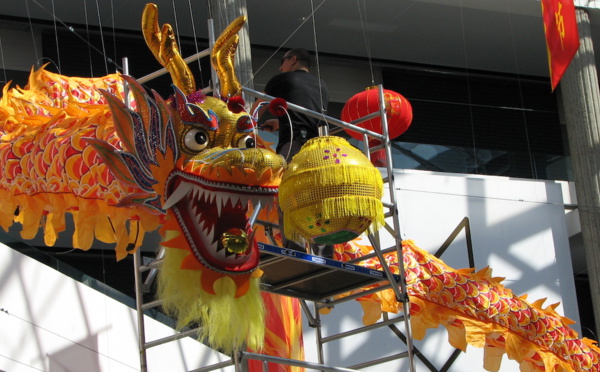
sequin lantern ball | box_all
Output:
[279,136,384,245]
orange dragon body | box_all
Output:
[0,4,295,359]
[334,240,600,371]
[0,3,599,372]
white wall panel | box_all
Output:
[0,243,234,372]
[302,169,579,372]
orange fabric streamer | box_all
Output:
[247,293,305,372]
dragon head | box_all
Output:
[141,4,286,279]
[90,5,286,282]
[85,5,287,352]
[160,88,284,275]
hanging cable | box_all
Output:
[357,0,375,86]
[458,0,478,174]
[187,0,204,88]
[247,0,328,88]
[309,0,328,128]
[110,0,118,72]
[505,0,537,179]
[28,0,122,73]
[25,0,41,69]
[83,0,95,76]
[356,0,416,88]
[50,0,62,73]
[171,0,183,51]
[0,36,7,87]
[95,0,109,74]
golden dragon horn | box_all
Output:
[210,15,247,98]
[142,3,196,95]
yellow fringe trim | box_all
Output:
[279,136,384,244]
[283,196,385,244]
[0,188,159,260]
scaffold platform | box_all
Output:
[258,242,399,302]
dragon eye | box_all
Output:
[237,135,256,149]
[184,128,209,151]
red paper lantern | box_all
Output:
[341,86,412,141]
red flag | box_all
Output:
[541,0,580,90]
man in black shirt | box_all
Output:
[255,49,332,257]
[257,48,329,160]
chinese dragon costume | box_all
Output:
[0,3,598,371]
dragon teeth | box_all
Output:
[196,208,204,229]
[208,189,216,204]
[229,193,242,208]
[169,179,275,222]
[216,193,224,216]
[163,181,194,209]
[205,223,216,246]
[192,185,202,201]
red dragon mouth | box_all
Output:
[163,172,277,274]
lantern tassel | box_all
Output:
[279,136,385,245]
[283,196,384,244]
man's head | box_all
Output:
[279,48,313,73]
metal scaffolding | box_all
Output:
[128,36,420,370]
